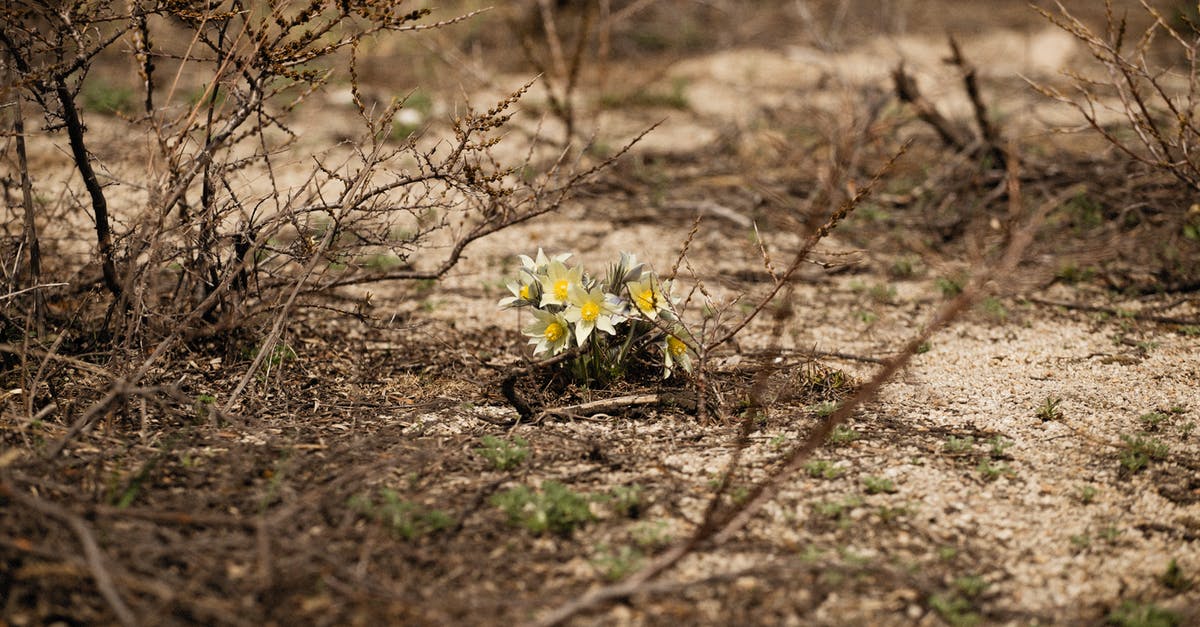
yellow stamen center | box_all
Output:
[519,284,531,300]
[667,335,688,356]
[554,279,569,301]
[545,322,565,342]
[581,301,599,322]
[637,288,656,312]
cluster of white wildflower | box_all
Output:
[499,249,695,378]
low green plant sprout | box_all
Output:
[804,460,845,479]
[499,250,696,384]
[1036,396,1063,421]
[828,424,859,445]
[631,521,671,548]
[194,394,216,421]
[936,275,965,298]
[491,481,595,536]
[943,435,975,454]
[979,297,1008,321]
[812,496,863,524]
[1138,411,1170,431]
[954,574,989,598]
[862,476,897,494]
[609,484,645,518]
[592,544,645,581]
[977,459,1015,481]
[475,435,529,471]
[348,489,453,541]
[987,436,1013,458]
[1119,434,1168,473]
[929,592,981,627]
[813,401,838,418]
[1106,600,1181,627]
[1160,558,1192,591]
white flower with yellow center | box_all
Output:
[538,258,584,308]
[501,249,568,308]
[519,248,571,275]
[625,274,673,320]
[662,329,695,378]
[523,309,573,356]
[498,277,539,309]
[563,283,621,345]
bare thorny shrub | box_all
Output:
[1035,0,1200,193]
[0,2,620,423]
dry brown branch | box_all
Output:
[1033,0,1200,191]
[892,62,969,151]
[537,391,698,421]
[947,35,1006,169]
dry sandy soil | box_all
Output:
[2,1,1199,625]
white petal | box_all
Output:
[596,317,617,335]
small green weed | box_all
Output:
[82,83,135,115]
[929,592,981,627]
[592,544,644,581]
[869,283,897,304]
[936,275,965,298]
[1139,411,1170,431]
[877,503,914,522]
[828,424,859,445]
[1036,396,1063,421]
[492,481,594,536]
[1056,263,1096,284]
[977,459,1015,481]
[812,496,863,522]
[1077,484,1098,504]
[1106,600,1180,627]
[475,435,529,471]
[813,401,838,418]
[631,521,671,549]
[954,574,989,598]
[1160,558,1192,591]
[598,77,690,110]
[194,394,216,422]
[1065,192,1105,229]
[247,342,297,367]
[1119,434,1168,474]
[979,297,1008,321]
[987,435,1013,459]
[889,256,918,279]
[862,476,897,494]
[943,435,975,454]
[804,460,845,479]
[348,489,453,541]
[609,484,645,518]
